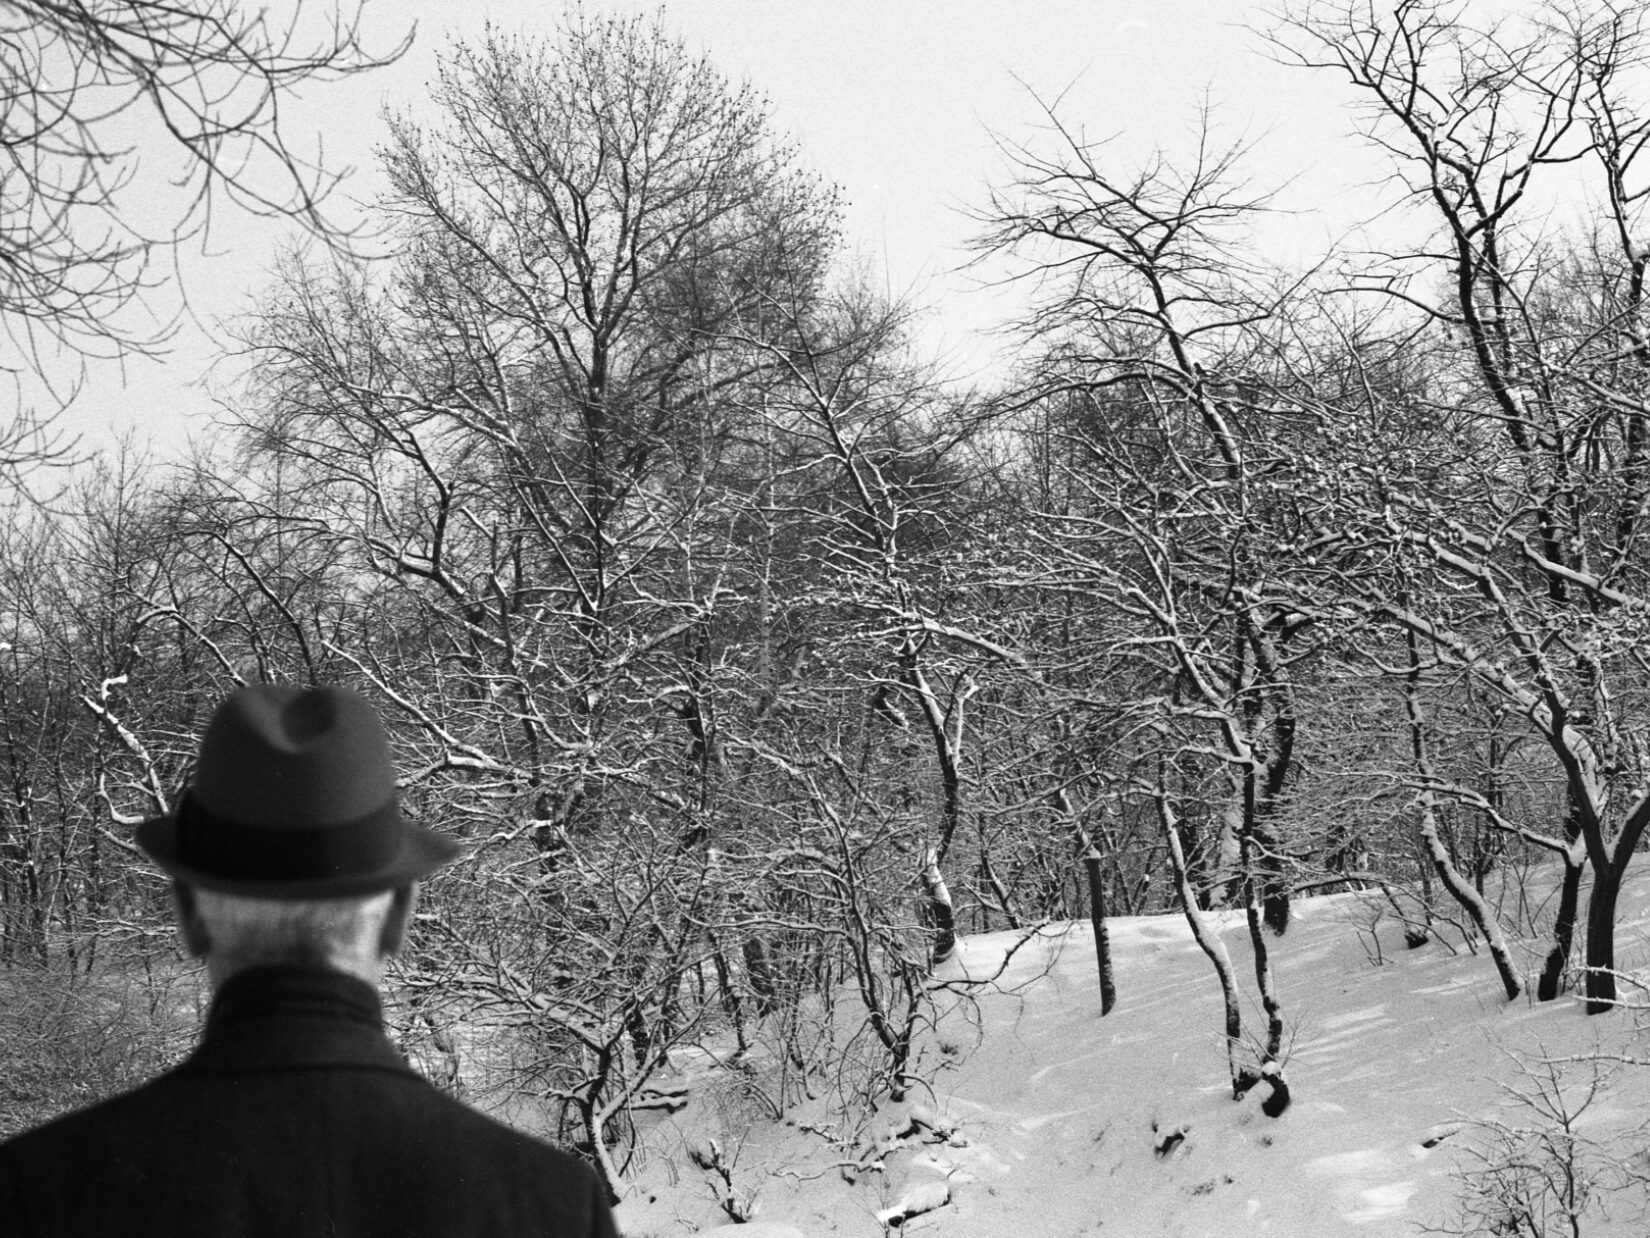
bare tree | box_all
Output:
[220,10,929,1178]
[973,102,1315,1093]
[0,0,409,487]
[1270,0,1650,1011]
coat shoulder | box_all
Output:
[0,1067,618,1238]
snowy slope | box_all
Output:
[614,874,1650,1237]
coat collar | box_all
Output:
[178,966,413,1075]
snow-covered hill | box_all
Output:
[614,873,1650,1236]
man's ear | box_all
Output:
[380,884,418,957]
[172,881,211,959]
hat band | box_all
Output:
[174,793,405,883]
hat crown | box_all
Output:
[193,685,398,829]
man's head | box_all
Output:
[137,683,457,983]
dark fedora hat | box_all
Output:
[137,683,459,899]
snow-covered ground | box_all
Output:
[614,872,1650,1236]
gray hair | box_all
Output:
[191,888,396,974]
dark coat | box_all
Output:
[0,967,621,1238]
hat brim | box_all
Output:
[136,811,460,900]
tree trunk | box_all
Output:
[920,849,957,968]
[1159,789,1242,1086]
[1084,848,1117,1015]
[1240,830,1286,1061]
[979,849,1020,930]
[1246,776,1290,935]
[1536,853,1584,1001]
[1583,862,1625,1014]
[709,939,748,1053]
[582,1101,623,1208]
[1417,796,1521,1001]
[1400,622,1518,1000]
[742,935,781,1017]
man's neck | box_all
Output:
[207,953,384,991]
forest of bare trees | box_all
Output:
[7,0,1650,1204]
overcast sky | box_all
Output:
[54,0,1394,463]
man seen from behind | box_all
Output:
[0,682,620,1238]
